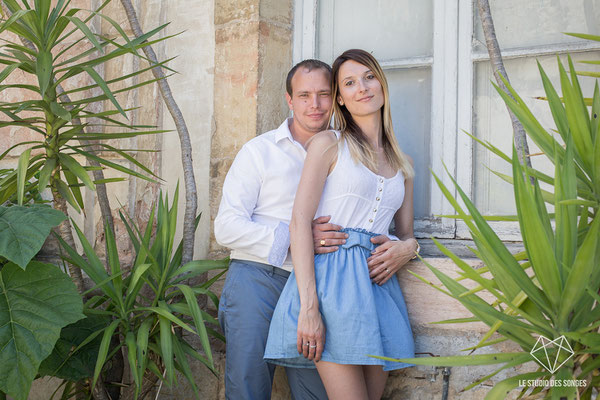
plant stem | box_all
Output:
[119,0,197,266]
[52,187,86,294]
[477,0,532,168]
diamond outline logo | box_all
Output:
[530,335,574,373]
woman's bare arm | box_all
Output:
[290,130,338,362]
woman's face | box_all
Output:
[337,59,384,118]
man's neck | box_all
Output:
[288,118,316,147]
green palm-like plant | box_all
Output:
[381,40,600,399]
[0,0,171,210]
[56,187,228,398]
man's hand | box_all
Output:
[312,216,347,254]
[367,235,418,285]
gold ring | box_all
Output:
[320,239,326,246]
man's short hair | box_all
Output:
[286,59,332,96]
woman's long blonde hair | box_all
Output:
[331,49,414,179]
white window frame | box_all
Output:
[293,0,600,241]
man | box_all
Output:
[215,59,414,399]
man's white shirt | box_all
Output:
[214,118,306,271]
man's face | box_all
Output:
[286,68,332,135]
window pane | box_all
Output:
[473,0,600,51]
[473,52,600,214]
[317,0,433,63]
[387,67,432,219]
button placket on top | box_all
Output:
[369,177,384,225]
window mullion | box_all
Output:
[456,0,475,239]
[425,0,459,238]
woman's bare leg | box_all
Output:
[315,361,369,400]
[363,365,388,400]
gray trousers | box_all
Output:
[218,259,328,400]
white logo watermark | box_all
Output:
[519,335,586,389]
[530,335,574,373]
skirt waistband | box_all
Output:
[340,228,377,251]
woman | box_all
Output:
[264,49,418,399]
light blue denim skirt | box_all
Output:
[264,228,415,371]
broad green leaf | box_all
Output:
[16,148,31,205]
[38,314,109,381]
[461,353,531,391]
[559,213,600,327]
[62,169,85,211]
[36,49,52,97]
[559,57,593,171]
[69,147,158,183]
[64,16,103,53]
[37,157,56,193]
[81,65,126,118]
[179,339,216,374]
[137,304,194,334]
[591,81,600,142]
[554,136,578,281]
[0,205,65,268]
[125,263,151,310]
[177,284,213,365]
[125,331,139,389]
[158,315,174,384]
[172,259,229,281]
[91,320,119,390]
[0,9,34,37]
[135,319,152,397]
[54,178,80,212]
[58,222,116,300]
[49,101,71,122]
[373,352,528,366]
[432,168,552,315]
[538,61,568,142]
[565,32,600,42]
[0,63,22,85]
[512,147,562,309]
[58,153,94,190]
[485,371,548,399]
[171,338,199,397]
[0,261,84,400]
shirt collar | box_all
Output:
[274,118,295,144]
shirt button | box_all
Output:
[379,178,383,183]
[373,208,377,212]
[369,219,373,223]
[378,188,382,192]
[376,197,380,201]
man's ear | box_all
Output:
[286,92,293,111]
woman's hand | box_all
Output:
[367,236,418,285]
[296,307,326,362]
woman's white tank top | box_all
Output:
[314,133,406,235]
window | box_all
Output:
[293,0,600,239]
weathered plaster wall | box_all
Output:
[209,0,293,260]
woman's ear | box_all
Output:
[338,96,344,106]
